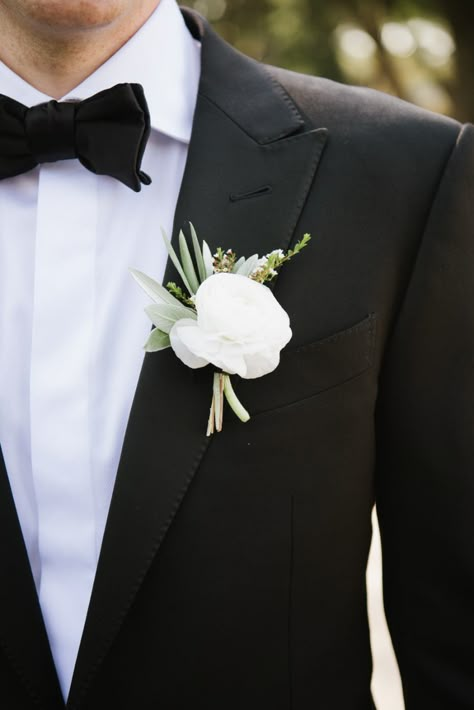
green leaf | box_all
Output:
[288,233,311,257]
[143,328,171,352]
[179,230,200,294]
[130,268,185,308]
[145,303,196,333]
[161,227,194,296]
[189,222,208,284]
[202,240,214,278]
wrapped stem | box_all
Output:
[207,372,250,435]
[206,389,216,436]
[214,372,225,432]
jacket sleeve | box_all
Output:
[375,122,474,709]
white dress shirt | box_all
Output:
[0,0,200,698]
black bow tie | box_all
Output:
[0,83,152,192]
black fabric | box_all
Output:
[0,83,151,191]
[0,7,473,710]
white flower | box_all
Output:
[250,255,268,276]
[169,273,292,379]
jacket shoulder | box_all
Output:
[266,65,461,148]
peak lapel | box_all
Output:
[0,447,64,709]
[68,10,328,708]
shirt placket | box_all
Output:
[29,160,98,699]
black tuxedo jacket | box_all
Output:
[0,8,473,710]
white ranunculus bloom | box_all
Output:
[169,272,292,379]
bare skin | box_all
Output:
[0,0,162,98]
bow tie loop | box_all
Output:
[0,83,152,192]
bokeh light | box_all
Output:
[381,23,417,58]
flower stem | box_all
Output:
[223,375,250,423]
[206,388,215,437]
[213,372,225,432]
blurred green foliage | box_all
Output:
[190,0,474,121]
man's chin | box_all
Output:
[0,0,138,33]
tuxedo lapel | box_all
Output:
[68,10,328,708]
[0,448,64,709]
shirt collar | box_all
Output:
[0,0,201,144]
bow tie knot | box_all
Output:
[0,83,152,191]
[26,100,77,164]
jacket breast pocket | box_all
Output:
[233,313,376,416]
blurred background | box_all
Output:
[190,0,474,122]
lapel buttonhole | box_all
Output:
[229,185,273,202]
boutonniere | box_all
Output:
[131,225,310,435]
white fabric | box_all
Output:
[0,0,200,698]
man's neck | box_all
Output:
[0,1,161,99]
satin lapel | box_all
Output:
[0,446,64,709]
[68,11,328,708]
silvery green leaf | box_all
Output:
[161,227,193,296]
[145,303,196,333]
[179,230,200,294]
[190,222,207,284]
[130,268,184,307]
[143,328,171,352]
[236,254,259,277]
[202,240,214,278]
[232,256,245,273]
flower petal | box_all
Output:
[242,349,281,379]
[169,319,209,369]
[210,350,248,378]
[171,273,293,380]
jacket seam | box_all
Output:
[197,90,311,146]
[250,365,372,419]
[260,66,305,142]
[290,313,375,356]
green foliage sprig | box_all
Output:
[250,233,311,283]
[166,282,195,307]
